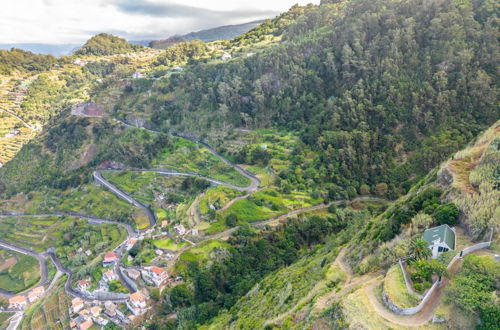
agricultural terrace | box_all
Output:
[152,137,251,187]
[206,188,323,234]
[0,216,127,268]
[21,281,72,329]
[0,249,40,293]
[0,184,144,229]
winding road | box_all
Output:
[0,119,394,328]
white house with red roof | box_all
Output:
[146,266,169,286]
[8,295,27,309]
[103,269,118,282]
[126,238,138,251]
[71,297,84,314]
[103,251,119,266]
[77,279,90,292]
[127,291,148,315]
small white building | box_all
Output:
[28,286,45,303]
[174,224,186,236]
[8,295,27,309]
[221,52,232,61]
[423,224,456,259]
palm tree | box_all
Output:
[408,238,432,262]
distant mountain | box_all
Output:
[149,20,265,49]
[0,43,79,57]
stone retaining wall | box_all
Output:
[383,239,492,315]
[398,259,424,298]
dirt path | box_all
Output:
[313,247,380,314]
[362,249,489,327]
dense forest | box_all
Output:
[0,48,57,74]
[75,33,143,56]
[114,0,498,201]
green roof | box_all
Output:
[423,224,455,250]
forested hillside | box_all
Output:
[75,33,143,56]
[0,48,57,74]
[113,0,498,201]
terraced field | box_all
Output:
[0,216,76,252]
[0,76,38,165]
[21,282,71,330]
[152,137,251,187]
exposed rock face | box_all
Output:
[437,168,453,188]
[71,102,105,117]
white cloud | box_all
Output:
[0,0,320,44]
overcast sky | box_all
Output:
[0,0,319,44]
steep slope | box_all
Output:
[183,121,499,330]
[112,0,498,208]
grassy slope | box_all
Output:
[0,250,40,293]
[383,265,420,309]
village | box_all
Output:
[4,219,189,330]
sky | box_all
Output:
[0,0,320,44]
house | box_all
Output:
[70,320,77,328]
[85,249,92,257]
[127,269,141,280]
[28,286,45,303]
[132,72,143,79]
[78,309,90,319]
[103,270,118,282]
[155,249,163,256]
[127,291,147,315]
[147,266,169,286]
[90,306,101,317]
[221,52,232,61]
[103,251,119,266]
[423,224,456,258]
[8,295,27,309]
[104,301,117,317]
[78,319,93,330]
[94,317,109,326]
[174,224,186,236]
[126,238,138,251]
[161,220,169,227]
[77,279,90,292]
[71,297,84,314]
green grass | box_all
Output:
[0,250,40,293]
[220,189,322,223]
[152,238,187,251]
[383,265,421,308]
[199,186,242,215]
[180,240,231,262]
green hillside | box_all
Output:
[0,0,497,329]
[75,33,144,56]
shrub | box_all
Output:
[225,214,238,227]
[434,203,460,225]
